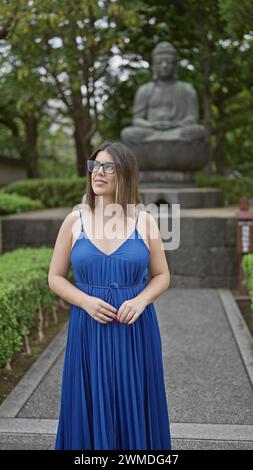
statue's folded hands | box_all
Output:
[133,117,153,128]
[152,120,179,130]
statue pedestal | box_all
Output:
[124,138,211,172]
[120,136,224,207]
[122,139,223,208]
[139,170,196,188]
[139,187,224,209]
[139,170,224,208]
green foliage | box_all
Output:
[99,68,152,140]
[196,172,253,205]
[0,247,73,368]
[0,191,44,215]
[242,254,253,312]
[37,123,76,178]
[219,0,253,39]
[1,177,87,210]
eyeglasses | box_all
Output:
[87,160,116,174]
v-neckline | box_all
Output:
[83,226,137,257]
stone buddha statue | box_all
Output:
[121,41,207,143]
[121,41,210,176]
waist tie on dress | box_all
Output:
[106,281,120,306]
[75,281,147,306]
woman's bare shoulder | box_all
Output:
[137,209,153,250]
[138,209,160,241]
[55,208,82,245]
[62,208,81,229]
[138,208,158,228]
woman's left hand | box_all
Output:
[116,297,148,325]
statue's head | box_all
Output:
[151,41,178,81]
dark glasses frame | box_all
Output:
[87,159,117,174]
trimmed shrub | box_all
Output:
[196,173,253,205]
[1,177,87,209]
[242,253,253,312]
[0,191,44,215]
[0,247,73,368]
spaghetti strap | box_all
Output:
[135,209,139,229]
[78,206,84,232]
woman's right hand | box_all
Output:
[82,295,118,324]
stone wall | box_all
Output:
[165,216,238,288]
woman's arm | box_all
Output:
[48,210,90,309]
[135,211,170,306]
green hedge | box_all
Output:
[1,177,87,209]
[196,173,253,205]
[0,247,73,368]
[0,191,44,215]
[242,253,253,312]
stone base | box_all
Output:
[124,138,211,171]
[139,170,196,188]
[163,210,238,289]
[140,187,224,209]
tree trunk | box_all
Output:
[202,43,213,176]
[72,115,90,176]
[213,124,226,175]
[20,115,39,178]
[71,88,93,176]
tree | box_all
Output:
[99,0,253,175]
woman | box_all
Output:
[48,140,172,450]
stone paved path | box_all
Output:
[0,288,253,450]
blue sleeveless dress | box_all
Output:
[54,208,171,450]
